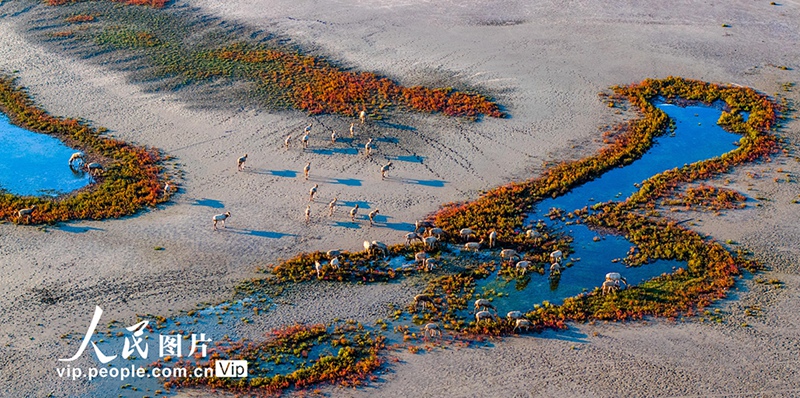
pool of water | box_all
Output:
[0,113,92,196]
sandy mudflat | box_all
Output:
[1,0,799,396]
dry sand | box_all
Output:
[1,0,799,396]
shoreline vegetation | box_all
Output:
[0,75,171,223]
[170,77,780,395]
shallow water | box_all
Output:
[0,113,92,196]
[85,298,259,396]
[471,224,682,316]
[477,102,742,314]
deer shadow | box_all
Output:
[192,198,225,208]
[377,121,417,131]
[370,214,415,231]
[390,155,425,163]
[374,136,399,144]
[57,224,105,233]
[332,221,362,230]
[537,325,589,343]
[225,228,297,239]
[338,200,371,209]
[250,169,297,178]
[399,178,447,187]
[308,176,362,186]
[308,147,359,156]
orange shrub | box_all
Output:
[65,14,95,23]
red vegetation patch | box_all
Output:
[46,0,167,9]
[662,184,747,211]
[203,45,505,118]
[49,30,75,38]
[65,14,96,23]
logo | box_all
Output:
[55,306,245,382]
[215,360,248,378]
[59,306,211,363]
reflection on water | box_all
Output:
[0,113,92,196]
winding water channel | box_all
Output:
[471,102,741,313]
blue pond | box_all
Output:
[0,113,92,196]
[473,102,742,313]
